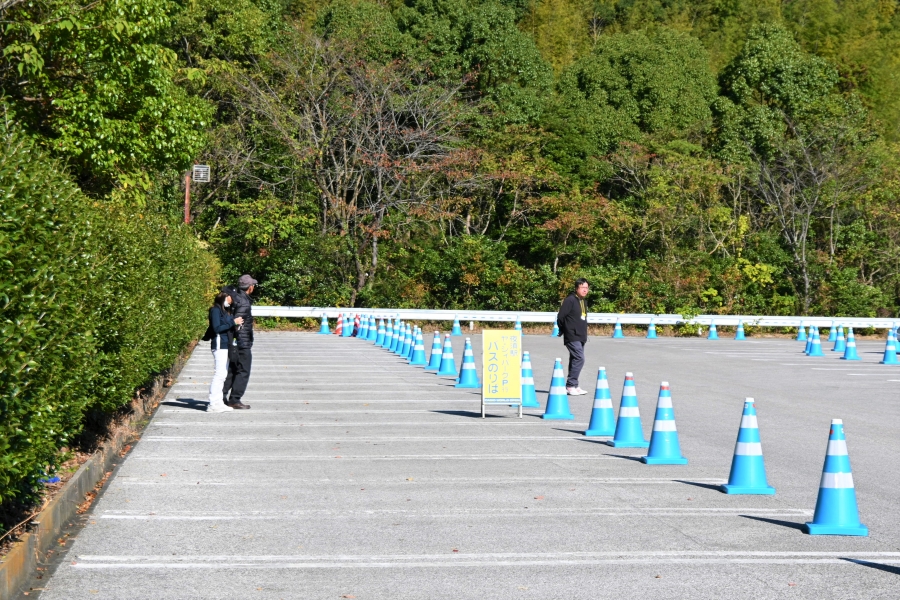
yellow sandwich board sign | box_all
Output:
[481,330,523,418]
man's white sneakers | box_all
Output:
[566,387,587,396]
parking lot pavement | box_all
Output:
[38,331,900,599]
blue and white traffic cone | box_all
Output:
[455,338,480,388]
[735,321,746,340]
[880,328,898,365]
[392,323,403,354]
[451,317,462,336]
[406,327,419,361]
[358,315,369,340]
[804,327,812,353]
[382,319,394,349]
[551,322,559,337]
[375,319,386,346]
[841,327,861,361]
[514,318,522,332]
[368,315,378,341]
[542,359,574,420]
[436,335,457,376]
[521,352,540,408]
[389,321,402,352]
[425,331,442,371]
[606,373,649,448]
[708,321,719,340]
[641,382,687,465]
[827,322,837,343]
[804,419,868,536]
[832,325,846,353]
[410,329,428,366]
[317,314,330,335]
[797,323,808,342]
[343,315,354,337]
[584,367,615,436]
[400,325,413,357]
[647,320,657,339]
[808,327,825,357]
[612,320,624,339]
[721,399,775,495]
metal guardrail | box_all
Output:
[251,306,899,330]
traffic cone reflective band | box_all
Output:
[410,329,427,366]
[455,338,480,388]
[807,327,825,357]
[584,367,615,436]
[318,314,330,335]
[735,321,745,340]
[804,419,868,536]
[827,322,837,342]
[551,322,559,337]
[436,335,457,376]
[721,399,775,495]
[707,321,719,340]
[542,359,574,420]
[334,313,343,336]
[797,324,807,342]
[841,328,861,361]
[606,373,649,447]
[375,319,386,346]
[612,320,624,339]
[832,325,846,352]
[451,317,462,336]
[647,320,657,339]
[521,351,539,408]
[641,382,687,464]
[425,331,442,371]
[880,328,898,365]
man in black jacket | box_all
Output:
[222,274,256,409]
[556,278,590,396]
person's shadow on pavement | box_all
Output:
[162,398,208,411]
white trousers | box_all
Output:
[208,348,230,409]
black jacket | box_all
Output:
[208,305,235,351]
[230,288,254,348]
[557,293,588,344]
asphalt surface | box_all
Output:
[37,330,900,599]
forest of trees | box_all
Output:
[3,0,900,317]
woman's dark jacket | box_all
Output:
[208,305,236,351]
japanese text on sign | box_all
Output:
[482,330,522,402]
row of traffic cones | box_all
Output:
[338,314,869,537]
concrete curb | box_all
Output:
[0,344,194,600]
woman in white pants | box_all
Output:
[207,292,243,412]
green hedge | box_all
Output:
[0,125,218,505]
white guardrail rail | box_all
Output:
[251,307,899,330]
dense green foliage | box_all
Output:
[0,124,217,503]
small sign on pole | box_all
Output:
[481,330,523,418]
[192,164,211,183]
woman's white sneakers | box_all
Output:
[206,403,234,412]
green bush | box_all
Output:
[0,125,217,505]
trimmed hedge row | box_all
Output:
[0,125,218,504]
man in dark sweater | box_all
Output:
[222,274,256,409]
[556,278,590,395]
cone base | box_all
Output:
[808,351,825,357]
[708,336,718,340]
[721,484,775,495]
[542,413,574,420]
[436,368,457,376]
[410,360,427,366]
[455,382,480,388]
[646,334,657,339]
[735,336,746,340]
[612,334,625,339]
[880,359,899,365]
[641,456,688,465]
[840,356,861,361]
[584,428,614,437]
[424,366,439,372]
[606,440,649,448]
[803,522,868,536]
[522,399,541,408]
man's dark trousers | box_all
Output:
[565,340,585,388]
[223,347,252,404]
